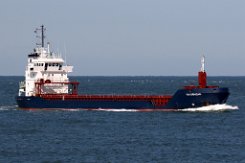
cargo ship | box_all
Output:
[16,25,230,110]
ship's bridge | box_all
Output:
[27,40,73,74]
[27,57,73,73]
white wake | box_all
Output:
[0,105,18,111]
[96,108,138,112]
[178,104,238,112]
[4,104,237,112]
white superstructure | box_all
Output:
[18,25,73,96]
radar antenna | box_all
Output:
[34,25,46,47]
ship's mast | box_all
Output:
[41,25,45,47]
[35,25,46,47]
[198,55,207,88]
[200,55,205,72]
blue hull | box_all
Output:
[16,87,229,110]
[165,87,229,109]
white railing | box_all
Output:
[62,66,73,72]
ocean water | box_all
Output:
[0,76,244,163]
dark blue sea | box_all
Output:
[0,76,244,163]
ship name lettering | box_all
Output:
[186,93,202,96]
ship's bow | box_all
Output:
[165,87,229,109]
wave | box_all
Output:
[45,104,239,112]
[178,104,239,112]
[95,104,239,112]
[0,105,18,111]
[7,104,238,112]
[96,108,138,112]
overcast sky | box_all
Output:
[0,0,244,76]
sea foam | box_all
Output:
[0,105,17,111]
[96,108,138,112]
[179,104,238,112]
